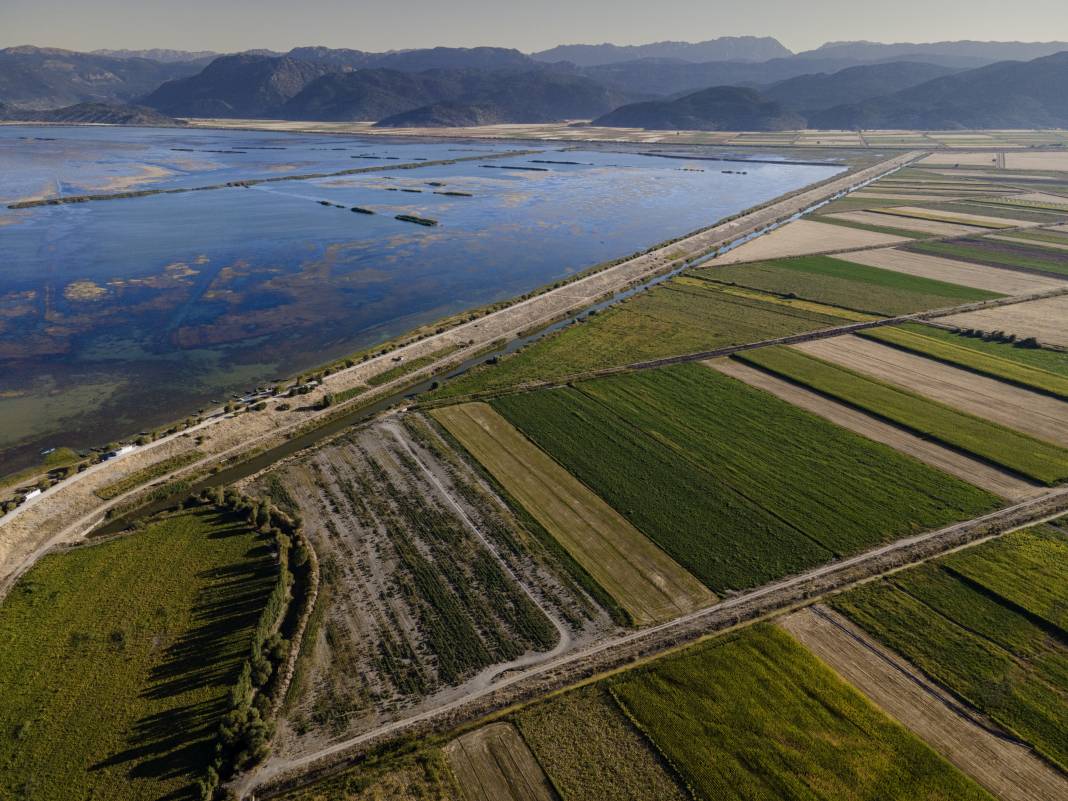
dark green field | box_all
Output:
[611,625,993,800]
[692,255,999,315]
[0,508,277,801]
[833,526,1068,770]
[490,363,996,592]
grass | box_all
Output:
[857,324,1068,400]
[908,239,1068,277]
[610,625,993,800]
[833,526,1068,770]
[431,278,848,399]
[367,346,460,387]
[431,403,712,625]
[576,364,997,555]
[737,346,1068,484]
[94,450,202,500]
[517,684,688,801]
[0,507,277,801]
[275,748,458,801]
[693,255,999,316]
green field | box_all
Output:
[517,685,688,801]
[858,324,1068,400]
[737,346,1068,484]
[432,278,848,399]
[908,239,1068,277]
[692,255,999,316]
[490,364,995,592]
[610,625,993,800]
[833,526,1068,770]
[0,508,277,801]
[992,228,1068,247]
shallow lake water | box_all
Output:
[0,125,843,469]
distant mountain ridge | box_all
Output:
[91,48,219,63]
[798,40,1068,65]
[592,86,804,131]
[0,101,182,125]
[532,37,792,66]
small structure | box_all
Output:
[24,488,42,501]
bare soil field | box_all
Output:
[713,219,909,264]
[260,417,609,758]
[826,210,979,237]
[431,403,712,625]
[836,248,1067,295]
[1005,152,1068,172]
[780,606,1068,801]
[794,335,1068,447]
[445,723,556,801]
[939,294,1068,348]
[706,358,1041,500]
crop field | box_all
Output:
[836,247,1066,294]
[432,277,848,399]
[694,254,1000,315]
[939,294,1068,349]
[431,403,712,625]
[832,525,1068,770]
[0,508,277,801]
[988,233,1068,253]
[516,685,688,801]
[781,607,1068,801]
[795,336,1068,447]
[737,345,1068,484]
[713,218,909,264]
[858,324,1068,400]
[265,420,576,751]
[489,364,996,592]
[824,209,979,237]
[709,358,1043,499]
[273,749,459,801]
[919,201,1067,224]
[610,625,993,800]
[908,238,1068,277]
[445,722,555,801]
[866,206,1027,229]
[989,227,1068,248]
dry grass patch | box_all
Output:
[713,219,908,264]
[825,210,979,237]
[940,295,1068,348]
[445,723,556,801]
[431,403,712,626]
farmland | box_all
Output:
[445,723,555,801]
[489,364,996,592]
[610,625,993,800]
[693,254,999,315]
[430,402,712,625]
[832,525,1068,770]
[433,276,848,398]
[908,238,1068,278]
[516,685,688,801]
[737,345,1068,484]
[939,294,1068,349]
[0,507,277,801]
[712,218,909,264]
[858,324,1068,400]
[794,335,1068,447]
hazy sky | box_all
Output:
[4,0,1068,53]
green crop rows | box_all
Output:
[692,255,998,316]
[858,324,1068,400]
[0,508,277,801]
[738,346,1068,484]
[433,278,848,399]
[490,364,996,592]
[611,625,993,800]
[833,526,1068,770]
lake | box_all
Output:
[0,125,843,470]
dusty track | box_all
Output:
[781,606,1068,801]
[241,487,1068,798]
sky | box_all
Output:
[4,0,1068,54]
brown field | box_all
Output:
[836,248,1067,294]
[848,192,977,202]
[706,358,1041,500]
[919,153,1004,168]
[780,606,1068,801]
[794,336,1068,447]
[713,219,909,264]
[445,723,556,801]
[878,206,1037,229]
[827,210,979,237]
[939,294,1068,348]
[432,403,713,625]
[1004,152,1068,172]
[1008,192,1068,206]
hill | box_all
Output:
[141,53,332,117]
[0,46,203,109]
[532,37,791,66]
[811,51,1068,129]
[592,85,804,131]
[0,101,182,125]
[764,61,960,114]
[281,69,477,121]
[798,40,1068,67]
